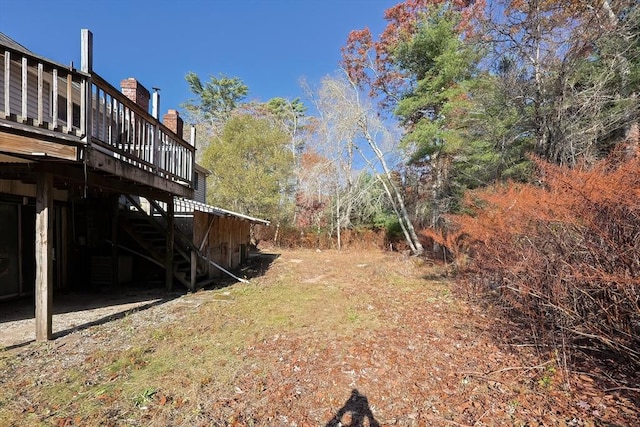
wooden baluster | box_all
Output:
[21,57,27,123]
[131,113,136,157]
[148,123,153,165]
[176,141,180,178]
[106,94,112,144]
[52,69,58,130]
[113,98,119,147]
[128,107,133,149]
[176,144,180,180]
[152,121,160,173]
[168,139,173,178]
[95,86,104,141]
[141,119,146,163]
[80,79,86,136]
[179,145,183,180]
[122,107,127,147]
[101,88,107,142]
[3,51,9,118]
[167,138,172,177]
[37,63,43,126]
[66,73,73,133]
[190,126,196,187]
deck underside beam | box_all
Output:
[84,147,193,199]
[0,127,79,161]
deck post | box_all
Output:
[165,198,174,292]
[35,172,54,341]
[80,29,93,147]
[152,89,160,120]
[81,29,93,73]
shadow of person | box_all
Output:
[326,389,380,427]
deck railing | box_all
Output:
[0,42,194,188]
[1,48,85,135]
[90,75,194,184]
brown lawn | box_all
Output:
[0,249,637,426]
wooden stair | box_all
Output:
[118,197,203,289]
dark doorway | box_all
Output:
[0,202,19,297]
[21,204,36,295]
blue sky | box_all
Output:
[0,0,397,117]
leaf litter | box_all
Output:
[0,248,637,426]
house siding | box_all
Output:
[194,170,207,204]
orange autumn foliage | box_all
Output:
[433,147,640,368]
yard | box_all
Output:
[0,249,637,426]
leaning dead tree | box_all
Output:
[311,72,424,255]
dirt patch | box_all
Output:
[0,249,638,426]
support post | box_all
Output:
[35,172,53,341]
[190,250,197,292]
[165,199,174,292]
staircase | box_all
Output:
[118,196,200,289]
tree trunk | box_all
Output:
[362,126,424,255]
[376,175,418,254]
[336,185,342,250]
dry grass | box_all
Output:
[0,249,637,426]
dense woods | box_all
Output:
[185,0,639,375]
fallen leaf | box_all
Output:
[158,394,167,406]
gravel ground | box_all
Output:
[0,289,182,348]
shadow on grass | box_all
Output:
[241,251,280,279]
[326,389,380,427]
[50,296,176,340]
[203,251,280,289]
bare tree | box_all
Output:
[302,79,356,250]
[309,72,424,255]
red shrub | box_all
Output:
[439,149,640,368]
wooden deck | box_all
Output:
[0,31,194,198]
[0,30,196,340]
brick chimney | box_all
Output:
[120,78,150,113]
[163,109,184,139]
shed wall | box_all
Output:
[193,211,250,278]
